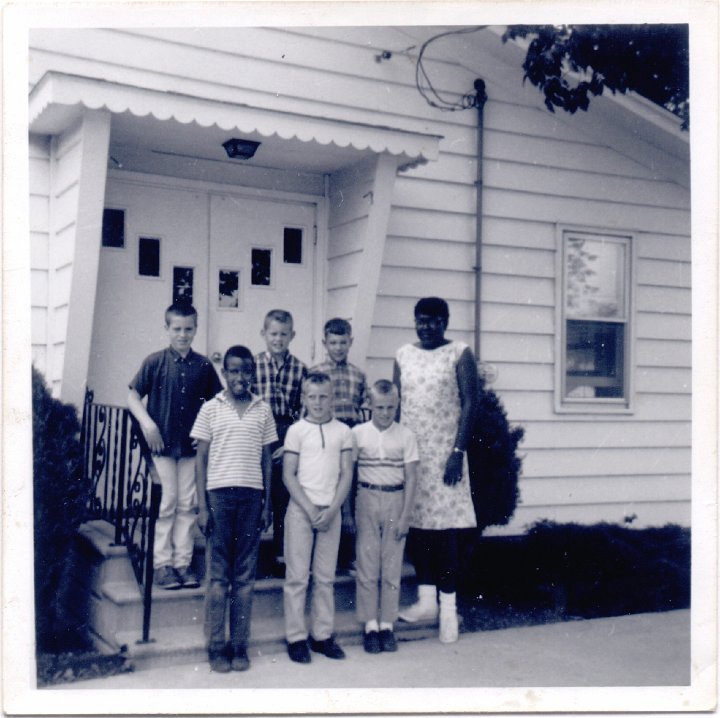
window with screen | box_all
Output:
[558,230,632,410]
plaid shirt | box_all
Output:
[310,358,367,426]
[252,351,307,427]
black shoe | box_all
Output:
[379,629,398,652]
[309,636,346,660]
[363,630,381,654]
[287,639,311,664]
[231,648,250,672]
[209,648,231,673]
[176,565,200,589]
[154,566,182,590]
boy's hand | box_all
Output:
[261,505,272,533]
[443,451,463,486]
[395,517,410,541]
[312,507,334,532]
[142,421,164,454]
[197,506,210,535]
[271,446,285,463]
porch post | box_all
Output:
[53,109,111,410]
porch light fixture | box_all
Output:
[222,138,261,160]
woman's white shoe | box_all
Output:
[398,584,439,623]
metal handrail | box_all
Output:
[81,389,160,643]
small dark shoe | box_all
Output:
[287,639,311,664]
[309,636,346,660]
[231,649,250,672]
[176,566,200,589]
[363,630,381,654]
[379,629,398,652]
[154,566,182,590]
[209,648,231,673]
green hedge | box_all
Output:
[32,367,93,652]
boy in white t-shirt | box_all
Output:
[282,372,354,663]
[352,380,418,654]
[191,346,277,674]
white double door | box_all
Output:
[93,178,319,405]
[207,193,319,374]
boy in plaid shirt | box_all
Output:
[252,309,307,575]
[310,318,367,572]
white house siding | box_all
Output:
[28,26,691,530]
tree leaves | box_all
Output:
[503,24,689,129]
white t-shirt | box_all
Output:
[352,421,419,487]
[284,418,354,505]
[190,392,277,490]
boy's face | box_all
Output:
[323,332,352,364]
[303,381,333,423]
[261,319,294,358]
[370,390,398,431]
[166,314,197,356]
[223,356,254,400]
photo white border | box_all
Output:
[3,0,717,714]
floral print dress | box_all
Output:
[395,341,477,530]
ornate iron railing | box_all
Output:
[81,388,161,643]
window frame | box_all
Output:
[554,226,636,414]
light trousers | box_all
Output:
[283,499,341,643]
[355,487,406,624]
[152,455,197,569]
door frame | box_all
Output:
[106,168,328,362]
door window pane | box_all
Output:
[251,248,272,286]
[138,236,160,277]
[173,266,194,306]
[102,208,125,248]
[284,227,303,264]
[218,269,240,308]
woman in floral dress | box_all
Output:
[392,297,478,643]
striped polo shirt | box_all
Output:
[190,391,278,491]
[352,421,419,487]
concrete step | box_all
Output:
[116,572,434,671]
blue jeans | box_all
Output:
[205,487,263,653]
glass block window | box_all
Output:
[251,248,272,286]
[283,227,303,264]
[138,236,161,277]
[102,208,125,248]
[559,230,632,408]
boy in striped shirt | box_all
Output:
[191,346,277,673]
[352,380,418,654]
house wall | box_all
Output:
[28,26,691,531]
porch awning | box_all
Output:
[29,72,441,167]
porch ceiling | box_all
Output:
[30,71,442,175]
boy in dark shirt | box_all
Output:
[128,303,222,589]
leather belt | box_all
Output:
[358,481,404,493]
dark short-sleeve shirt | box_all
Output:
[129,347,223,458]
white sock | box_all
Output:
[379,622,393,631]
[365,619,379,633]
[439,591,456,611]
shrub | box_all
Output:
[32,367,93,652]
[467,374,525,531]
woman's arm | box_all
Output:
[444,347,478,486]
[392,360,402,421]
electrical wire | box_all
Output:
[415,26,486,111]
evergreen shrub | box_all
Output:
[32,367,93,652]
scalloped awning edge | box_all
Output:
[29,72,442,163]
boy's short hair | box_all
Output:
[414,296,449,321]
[165,302,198,326]
[303,371,331,390]
[263,309,294,328]
[369,379,398,402]
[323,318,352,337]
[223,345,255,370]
